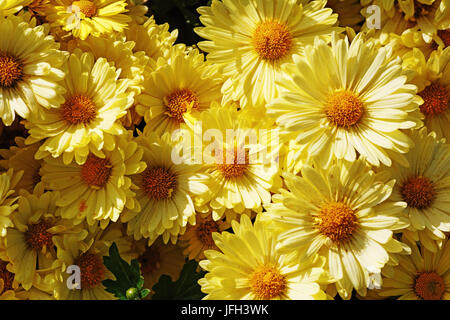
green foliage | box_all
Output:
[102,242,150,300]
[151,260,206,300]
[148,0,212,45]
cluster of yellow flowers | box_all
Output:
[0,0,448,300]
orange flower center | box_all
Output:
[418,83,449,118]
[325,90,364,127]
[0,52,23,88]
[60,94,97,125]
[80,154,112,189]
[438,30,450,47]
[72,0,97,17]
[196,219,219,247]
[253,20,292,61]
[217,146,249,179]
[414,272,445,300]
[0,261,14,293]
[318,202,358,243]
[141,166,177,200]
[25,221,53,251]
[75,253,104,289]
[139,246,161,274]
[165,88,199,123]
[400,176,436,209]
[250,265,286,300]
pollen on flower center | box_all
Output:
[418,83,449,118]
[0,261,14,292]
[25,221,53,251]
[75,253,104,289]
[325,90,364,127]
[141,166,177,200]
[217,146,249,179]
[0,52,23,88]
[60,94,97,125]
[414,271,445,300]
[72,0,97,17]
[139,246,161,274]
[80,154,112,189]
[250,265,287,300]
[438,30,450,47]
[400,176,436,209]
[318,202,358,243]
[196,219,219,247]
[164,88,199,123]
[253,20,293,61]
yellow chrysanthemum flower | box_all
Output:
[24,49,133,165]
[380,128,450,252]
[195,0,342,107]
[46,0,132,40]
[179,213,230,261]
[379,237,449,300]
[362,0,449,43]
[50,223,135,300]
[402,47,450,141]
[124,0,148,24]
[267,33,423,167]
[185,105,281,220]
[136,44,223,136]
[0,137,42,194]
[123,16,178,71]
[135,237,185,293]
[122,132,209,245]
[0,15,67,126]
[199,215,331,300]
[263,158,410,299]
[0,0,30,16]
[40,133,145,227]
[6,188,81,290]
[22,0,51,20]
[0,169,22,237]
[68,34,150,129]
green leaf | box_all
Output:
[151,260,206,300]
[102,242,150,300]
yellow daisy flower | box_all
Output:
[184,105,281,219]
[122,132,209,245]
[379,237,449,300]
[24,49,133,165]
[0,169,22,237]
[0,259,19,300]
[123,16,178,71]
[135,237,185,293]
[402,47,450,141]
[179,213,230,261]
[267,33,423,167]
[264,158,410,299]
[0,0,30,16]
[46,0,132,40]
[0,137,42,194]
[136,44,223,136]
[6,188,81,290]
[68,34,150,129]
[199,215,331,300]
[40,133,145,227]
[380,128,450,252]
[125,0,148,24]
[0,15,67,126]
[362,0,449,43]
[22,0,51,21]
[195,0,342,107]
[50,222,134,300]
